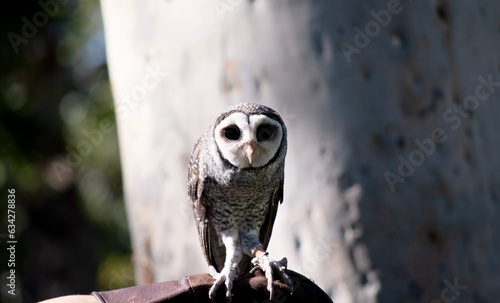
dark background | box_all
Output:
[0,1,131,302]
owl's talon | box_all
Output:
[208,273,225,299]
[208,266,236,300]
[251,254,294,299]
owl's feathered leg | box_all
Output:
[208,233,242,300]
[242,232,294,299]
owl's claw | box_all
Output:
[251,254,294,299]
[208,265,236,301]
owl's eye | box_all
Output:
[257,125,274,141]
[224,126,240,140]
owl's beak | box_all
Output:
[244,142,257,165]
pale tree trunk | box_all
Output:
[100,0,500,302]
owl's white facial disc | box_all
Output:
[215,113,283,169]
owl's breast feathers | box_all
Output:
[204,161,281,227]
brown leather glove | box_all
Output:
[92,269,333,303]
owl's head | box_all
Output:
[214,103,287,169]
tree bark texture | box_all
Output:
[101,0,500,302]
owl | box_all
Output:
[187,103,293,299]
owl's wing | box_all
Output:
[187,138,225,271]
[259,175,284,250]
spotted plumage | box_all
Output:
[187,103,292,299]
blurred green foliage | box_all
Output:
[0,1,133,301]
